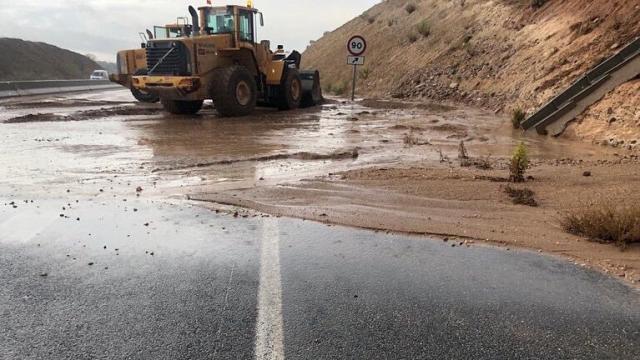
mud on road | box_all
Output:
[1,89,638,287]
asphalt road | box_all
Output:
[1,90,639,359]
[1,198,639,359]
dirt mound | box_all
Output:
[152,148,361,173]
[4,106,162,124]
[302,0,640,141]
[0,38,103,81]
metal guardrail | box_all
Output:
[522,36,640,132]
[0,79,121,99]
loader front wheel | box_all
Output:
[277,69,302,110]
[130,69,159,103]
[211,66,257,117]
[160,99,203,115]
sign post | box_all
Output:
[347,35,367,101]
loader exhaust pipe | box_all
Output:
[189,6,200,36]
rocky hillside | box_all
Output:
[0,38,102,81]
[303,0,640,146]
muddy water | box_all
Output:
[0,89,614,199]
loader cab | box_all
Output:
[200,6,264,46]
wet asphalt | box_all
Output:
[1,90,639,359]
[1,198,639,359]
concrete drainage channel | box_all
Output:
[0,80,121,99]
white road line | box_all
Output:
[255,219,285,360]
[0,208,55,244]
[212,263,236,358]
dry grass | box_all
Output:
[562,203,640,248]
[504,186,538,207]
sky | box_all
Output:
[0,0,378,62]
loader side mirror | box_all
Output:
[141,43,146,49]
[258,12,264,26]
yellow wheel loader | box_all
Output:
[131,3,322,116]
[110,21,194,103]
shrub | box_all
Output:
[562,203,640,248]
[408,33,418,43]
[324,83,333,94]
[531,0,547,9]
[417,20,431,37]
[504,186,537,207]
[509,142,529,182]
[360,67,371,80]
[511,108,526,129]
[331,81,348,96]
[367,16,376,24]
[388,19,395,27]
[405,3,417,14]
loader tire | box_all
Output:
[130,69,159,103]
[277,69,302,110]
[160,99,203,115]
[211,66,257,117]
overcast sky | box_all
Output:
[0,0,378,62]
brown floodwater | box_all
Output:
[0,89,615,199]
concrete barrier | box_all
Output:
[0,80,121,99]
[0,82,18,98]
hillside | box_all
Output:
[0,38,102,81]
[303,0,640,146]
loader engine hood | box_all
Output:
[146,40,192,76]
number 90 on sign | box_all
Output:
[347,35,367,56]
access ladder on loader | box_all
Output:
[521,36,640,136]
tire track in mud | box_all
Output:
[151,148,360,173]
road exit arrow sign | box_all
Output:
[347,56,365,65]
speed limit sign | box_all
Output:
[347,35,367,56]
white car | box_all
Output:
[90,70,109,80]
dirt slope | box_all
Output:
[303,0,640,144]
[0,38,102,81]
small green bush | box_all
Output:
[417,20,431,37]
[405,3,417,14]
[509,142,529,182]
[511,108,526,129]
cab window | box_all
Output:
[154,26,168,39]
[168,28,182,38]
[238,10,254,42]
[205,8,235,34]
